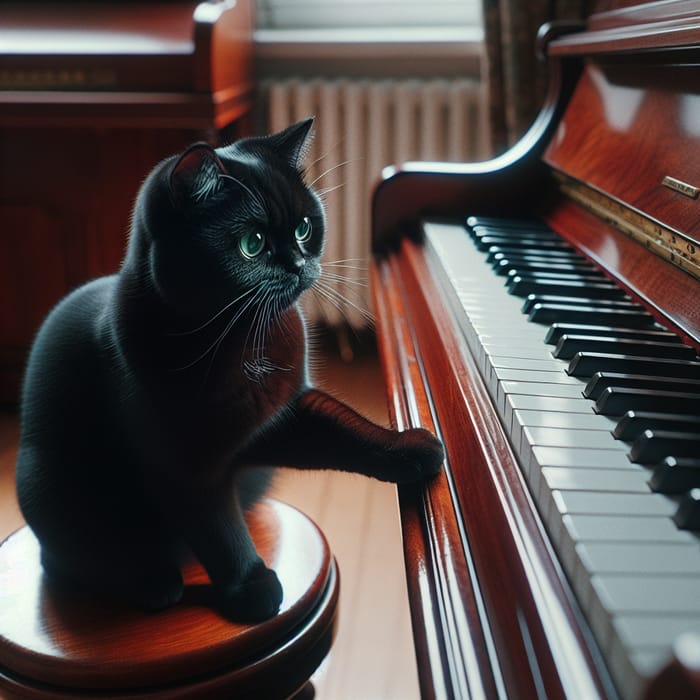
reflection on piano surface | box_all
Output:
[370,2,700,698]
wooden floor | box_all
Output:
[0,334,420,700]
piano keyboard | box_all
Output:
[423,219,700,700]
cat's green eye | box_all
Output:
[295,217,312,243]
[239,231,266,259]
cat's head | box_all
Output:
[141,119,324,320]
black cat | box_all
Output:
[16,119,443,622]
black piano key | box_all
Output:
[529,304,654,327]
[613,411,700,442]
[673,488,700,531]
[568,353,700,378]
[545,324,677,346]
[495,259,595,276]
[585,373,700,401]
[649,457,700,494]
[508,278,625,299]
[595,387,700,416]
[628,429,700,463]
[466,216,551,231]
[507,269,610,283]
[476,236,573,252]
[486,246,583,264]
[554,336,696,361]
[490,252,585,270]
[523,295,640,315]
[470,227,561,243]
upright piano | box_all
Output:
[370,2,700,698]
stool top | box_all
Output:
[0,499,334,692]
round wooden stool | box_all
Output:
[0,499,338,699]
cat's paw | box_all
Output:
[219,561,283,623]
[385,428,444,483]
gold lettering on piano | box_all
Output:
[0,69,117,90]
[555,171,700,282]
[662,176,699,199]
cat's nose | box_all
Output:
[287,255,305,272]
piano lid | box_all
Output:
[542,1,700,276]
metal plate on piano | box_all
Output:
[555,171,700,281]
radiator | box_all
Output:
[264,78,487,329]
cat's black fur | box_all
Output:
[16,119,443,622]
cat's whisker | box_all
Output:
[304,139,344,174]
[167,287,257,336]
[316,183,346,198]
[320,272,368,288]
[311,280,375,326]
[308,158,359,188]
[322,259,368,270]
[173,287,263,371]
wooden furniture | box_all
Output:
[0,499,338,698]
[0,1,254,403]
[370,2,700,699]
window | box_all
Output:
[254,0,483,79]
[256,0,481,33]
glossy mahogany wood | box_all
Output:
[0,499,338,699]
[372,243,615,700]
[371,23,583,253]
[543,192,700,349]
[549,0,700,54]
[371,260,500,700]
[544,60,700,245]
[0,1,254,129]
[370,3,700,698]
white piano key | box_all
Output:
[557,513,696,586]
[423,221,700,698]
[514,408,615,431]
[539,469,653,546]
[494,367,583,384]
[577,541,700,576]
[540,467,651,495]
[504,395,594,435]
[549,490,677,517]
[501,384,587,423]
[563,513,694,544]
[573,542,700,616]
[489,355,567,372]
[532,445,634,470]
[614,614,700,650]
[482,343,555,358]
[502,380,584,399]
[589,575,700,657]
[524,427,628,451]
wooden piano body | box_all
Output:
[0,1,254,403]
[371,2,700,698]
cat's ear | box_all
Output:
[268,118,314,169]
[169,143,226,205]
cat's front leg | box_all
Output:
[241,388,443,483]
[181,496,282,622]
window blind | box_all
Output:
[256,0,481,30]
